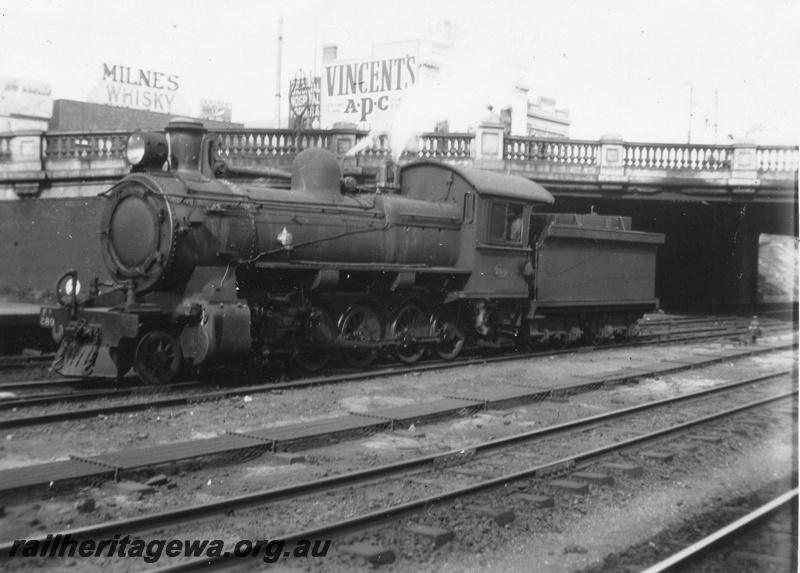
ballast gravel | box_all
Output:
[0,334,795,572]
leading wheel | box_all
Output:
[294,309,336,372]
[430,308,466,360]
[134,330,182,385]
[339,305,380,369]
[391,305,428,364]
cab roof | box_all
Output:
[400,161,554,204]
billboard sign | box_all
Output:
[321,48,419,129]
[200,99,233,122]
[289,76,320,128]
[88,63,189,115]
[289,79,310,117]
[0,77,52,118]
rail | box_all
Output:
[641,489,799,573]
[1,368,791,569]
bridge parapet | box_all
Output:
[505,136,599,165]
[0,126,796,200]
[624,141,732,171]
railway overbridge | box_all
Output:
[0,122,796,311]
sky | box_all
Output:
[1,0,798,146]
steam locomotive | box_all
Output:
[39,119,664,384]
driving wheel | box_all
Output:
[339,305,380,368]
[134,330,182,385]
[390,305,428,364]
[430,308,466,360]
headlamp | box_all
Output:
[126,131,168,169]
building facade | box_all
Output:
[526,96,571,138]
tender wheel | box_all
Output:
[391,305,428,364]
[597,324,615,342]
[565,326,583,345]
[625,319,641,340]
[294,309,336,372]
[339,305,380,368]
[431,308,466,360]
[134,330,182,385]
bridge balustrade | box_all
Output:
[505,136,598,165]
[624,143,733,171]
[416,133,473,159]
[20,129,800,173]
[213,129,324,158]
[43,131,129,161]
[351,133,392,157]
[0,126,796,200]
[757,146,800,172]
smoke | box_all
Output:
[346,22,526,162]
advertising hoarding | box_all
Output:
[88,64,190,115]
[200,99,233,123]
[321,46,419,129]
[0,77,53,118]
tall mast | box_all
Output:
[687,84,693,144]
[714,89,718,143]
[275,15,283,128]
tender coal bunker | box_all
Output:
[546,197,797,312]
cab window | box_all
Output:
[488,202,524,243]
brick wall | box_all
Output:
[0,198,107,300]
[49,100,243,131]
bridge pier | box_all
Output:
[709,206,761,309]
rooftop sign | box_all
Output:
[88,64,189,115]
[0,77,52,118]
[321,48,419,129]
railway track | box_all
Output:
[1,366,793,571]
[637,488,797,573]
[0,334,793,495]
[0,312,786,402]
[0,352,54,371]
[0,323,793,436]
[0,312,786,384]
